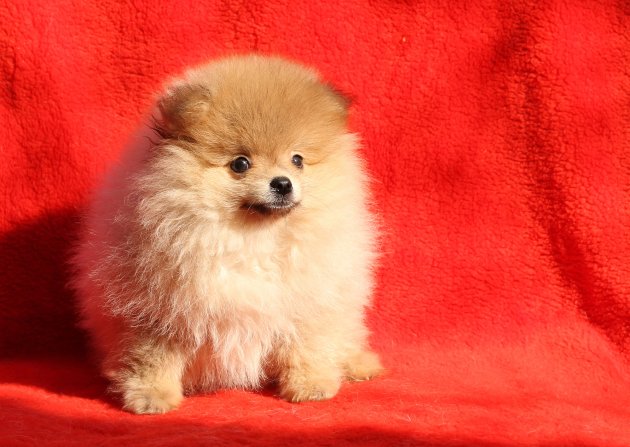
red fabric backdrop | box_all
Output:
[2,0,630,445]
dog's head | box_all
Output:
[153,55,351,219]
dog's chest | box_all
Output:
[191,228,302,388]
[204,225,304,299]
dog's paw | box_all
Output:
[344,350,384,381]
[122,384,183,414]
[279,372,341,403]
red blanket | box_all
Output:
[2,1,630,445]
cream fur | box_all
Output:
[71,55,382,414]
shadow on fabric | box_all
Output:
[0,208,87,358]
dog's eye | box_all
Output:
[291,154,303,169]
[230,157,250,173]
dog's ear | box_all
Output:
[326,84,352,109]
[154,81,212,141]
[324,83,354,122]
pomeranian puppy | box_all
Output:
[72,54,382,414]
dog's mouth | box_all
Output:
[241,200,299,216]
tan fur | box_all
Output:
[71,55,382,414]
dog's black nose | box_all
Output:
[270,176,292,195]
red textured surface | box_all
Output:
[2,1,630,445]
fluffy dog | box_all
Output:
[72,55,382,414]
